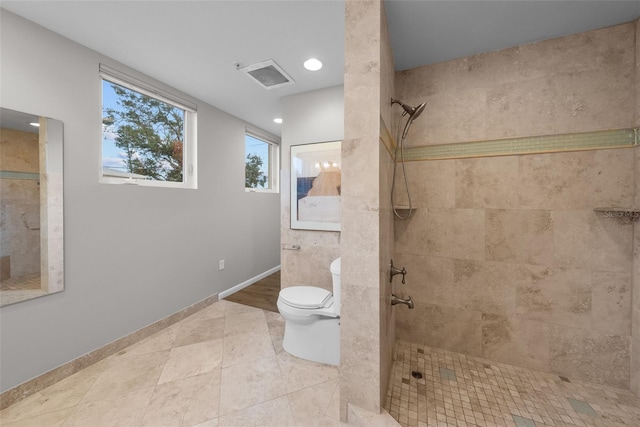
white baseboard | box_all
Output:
[219,265,281,299]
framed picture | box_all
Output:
[290,140,341,231]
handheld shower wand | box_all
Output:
[390,98,426,220]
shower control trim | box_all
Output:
[390,259,407,284]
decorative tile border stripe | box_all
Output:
[0,171,40,181]
[402,128,636,161]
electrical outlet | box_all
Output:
[219,259,225,270]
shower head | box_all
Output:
[391,98,423,117]
[410,102,426,121]
[392,98,427,139]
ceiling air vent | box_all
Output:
[240,59,295,90]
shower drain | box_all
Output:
[411,371,423,379]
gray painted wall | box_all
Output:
[0,10,280,392]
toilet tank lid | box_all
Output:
[280,286,332,309]
[330,257,341,275]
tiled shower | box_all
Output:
[390,18,639,393]
[382,15,640,427]
[0,127,40,288]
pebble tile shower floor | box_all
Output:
[385,340,640,427]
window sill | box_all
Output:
[100,176,196,189]
[245,188,279,194]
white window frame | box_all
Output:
[245,127,280,193]
[99,64,197,189]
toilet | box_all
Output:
[277,257,340,366]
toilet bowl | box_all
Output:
[277,257,340,366]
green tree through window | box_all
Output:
[245,153,268,188]
[245,133,275,190]
[102,80,185,182]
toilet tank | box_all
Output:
[330,257,341,316]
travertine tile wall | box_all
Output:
[632,18,640,397]
[0,128,40,278]
[379,0,396,410]
[342,0,396,418]
[394,21,638,390]
[633,145,640,395]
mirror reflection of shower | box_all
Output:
[390,98,426,219]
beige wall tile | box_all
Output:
[397,22,636,146]
[552,210,596,269]
[426,208,485,260]
[549,325,630,389]
[393,254,454,307]
[455,156,519,209]
[406,87,488,146]
[379,135,396,408]
[635,147,640,207]
[396,304,483,357]
[392,160,455,209]
[516,267,591,329]
[453,259,529,316]
[518,151,594,210]
[341,138,380,212]
[487,69,633,139]
[632,303,640,395]
[591,271,632,335]
[632,337,640,396]
[591,215,634,272]
[341,285,380,372]
[280,244,340,290]
[633,147,640,394]
[342,210,380,288]
[486,209,553,266]
[0,128,39,172]
[518,22,635,78]
[593,148,635,208]
[482,314,550,372]
[393,208,429,256]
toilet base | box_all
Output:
[282,317,340,366]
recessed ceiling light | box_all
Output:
[29,122,40,127]
[303,58,323,71]
[274,118,283,124]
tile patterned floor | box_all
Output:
[385,340,640,427]
[0,300,346,427]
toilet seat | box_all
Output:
[278,286,339,318]
[279,286,332,309]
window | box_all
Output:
[245,129,279,192]
[100,64,197,188]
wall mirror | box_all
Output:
[0,107,64,306]
[290,140,341,231]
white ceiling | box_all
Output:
[2,1,640,137]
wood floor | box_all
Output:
[224,270,280,312]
